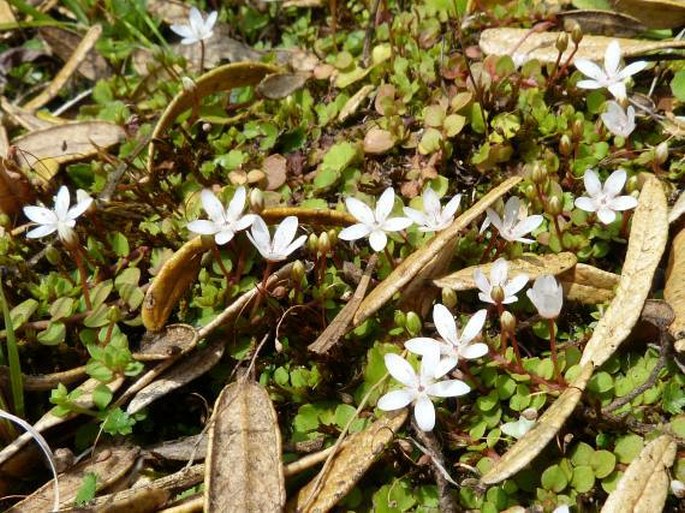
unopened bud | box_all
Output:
[441,288,458,309]
[571,119,584,140]
[327,228,338,247]
[531,164,547,185]
[291,260,306,284]
[45,244,61,266]
[521,407,538,421]
[548,196,563,216]
[405,311,422,336]
[523,184,536,200]
[625,174,639,194]
[394,310,407,328]
[500,311,517,333]
[491,285,505,304]
[107,305,122,323]
[202,122,212,132]
[307,233,318,254]
[570,23,583,45]
[655,141,668,165]
[0,213,9,227]
[317,232,331,255]
[249,188,264,213]
[555,33,568,54]
[559,134,572,157]
[181,76,196,92]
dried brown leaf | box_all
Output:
[363,127,396,155]
[480,363,593,485]
[136,323,197,361]
[610,0,685,28]
[260,207,357,227]
[205,381,285,513]
[0,158,35,215]
[479,28,685,64]
[142,237,213,332]
[149,433,208,462]
[665,227,685,339]
[39,27,109,81]
[558,9,646,37]
[558,263,620,304]
[338,84,374,123]
[601,435,676,512]
[434,252,577,291]
[262,154,288,191]
[287,410,408,513]
[257,72,310,100]
[580,176,668,368]
[353,176,521,326]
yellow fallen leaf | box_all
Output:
[664,227,685,340]
[558,263,620,305]
[610,0,685,28]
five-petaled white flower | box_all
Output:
[405,304,488,370]
[23,185,92,246]
[473,258,528,305]
[403,187,461,232]
[170,7,218,45]
[526,274,563,319]
[339,187,413,252]
[247,215,306,262]
[600,101,636,139]
[574,169,638,225]
[187,187,256,245]
[574,40,647,102]
[377,346,469,432]
[484,197,543,244]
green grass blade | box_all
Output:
[0,281,24,417]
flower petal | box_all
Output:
[53,186,70,220]
[583,169,602,197]
[422,187,441,217]
[460,309,487,345]
[187,219,220,235]
[214,228,236,246]
[597,206,618,225]
[233,213,257,232]
[490,258,508,286]
[513,215,543,239]
[576,79,604,90]
[345,197,375,225]
[473,268,491,297]
[188,6,203,32]
[272,216,299,253]
[403,207,428,227]
[226,186,247,221]
[384,353,417,387]
[381,216,413,232]
[609,195,638,211]
[485,208,502,233]
[618,60,648,80]
[405,337,441,356]
[574,59,605,82]
[442,194,461,220]
[426,379,470,398]
[281,234,307,259]
[459,342,489,360]
[375,187,395,222]
[433,303,458,346]
[574,196,597,213]
[67,196,93,221]
[248,216,272,254]
[604,169,627,197]
[368,230,388,252]
[502,197,521,228]
[170,24,194,39]
[23,206,57,225]
[26,224,57,238]
[414,394,436,431]
[201,189,225,223]
[433,356,458,379]
[204,11,218,32]
[504,274,529,299]
[604,40,621,77]
[339,223,372,241]
[607,82,627,102]
[377,389,414,411]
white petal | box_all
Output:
[490,258,508,286]
[188,6,203,32]
[187,219,220,235]
[226,186,247,221]
[53,186,70,220]
[574,59,605,82]
[67,196,93,221]
[403,207,428,227]
[381,216,413,232]
[618,60,647,80]
[233,213,257,232]
[201,189,225,223]
[459,342,489,360]
[23,206,57,225]
[502,197,521,228]
[422,187,442,217]
[384,353,417,387]
[442,194,461,219]
[604,40,621,77]
[377,389,414,411]
[375,187,396,222]
[513,215,543,238]
[170,24,194,39]
[433,356,458,379]
[414,394,436,431]
[281,234,307,259]
[215,228,236,246]
[604,169,627,197]
[345,197,375,225]
[608,195,638,211]
[272,216,299,253]
[248,216,272,253]
[504,274,528,299]
[204,11,218,31]
[597,206,618,225]
[368,230,388,252]
[460,309,487,344]
[473,268,491,296]
[427,379,470,398]
[405,337,441,356]
[501,417,536,439]
[26,224,57,238]
[576,79,604,90]
[574,196,597,213]
[419,344,442,382]
[583,169,602,197]
[433,303,458,346]
[339,223,372,241]
[607,82,627,102]
[485,209,503,233]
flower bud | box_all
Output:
[405,311,422,336]
[307,233,318,254]
[531,163,547,185]
[202,122,212,132]
[107,305,123,323]
[491,285,505,304]
[521,407,538,421]
[570,23,583,45]
[655,141,668,165]
[291,260,306,284]
[555,32,568,54]
[547,196,563,216]
[559,134,572,157]
[317,231,330,255]
[394,310,407,328]
[500,311,517,333]
[327,228,338,247]
[249,188,264,213]
[671,480,685,499]
[571,118,584,140]
[523,184,536,200]
[45,244,62,266]
[625,174,639,194]
[0,213,8,228]
[441,287,458,309]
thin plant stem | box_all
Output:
[0,281,24,417]
[383,246,396,269]
[548,318,561,382]
[199,40,206,72]
[211,245,232,285]
[72,247,92,310]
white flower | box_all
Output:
[339,188,413,252]
[484,197,543,244]
[574,40,647,101]
[377,346,469,431]
[574,169,638,225]
[473,258,528,305]
[600,101,636,138]
[671,479,685,498]
[405,304,488,370]
[170,7,218,45]
[187,187,256,245]
[403,187,461,232]
[552,506,570,513]
[23,186,92,245]
[526,274,563,319]
[500,415,536,439]
[247,215,306,262]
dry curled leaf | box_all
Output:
[480,363,593,485]
[363,127,396,155]
[558,9,646,37]
[558,263,620,305]
[257,72,310,100]
[260,206,356,227]
[287,410,408,513]
[7,445,139,512]
[0,158,35,216]
[610,0,685,28]
[39,26,109,81]
[353,176,521,326]
[601,435,676,513]
[136,323,197,361]
[142,237,213,332]
[665,228,685,340]
[338,84,374,123]
[205,381,285,513]
[433,252,577,291]
[580,176,668,368]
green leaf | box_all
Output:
[314,142,359,191]
[37,322,66,346]
[424,105,445,128]
[672,70,685,102]
[100,407,135,436]
[92,383,113,410]
[115,268,141,289]
[418,128,443,155]
[74,472,98,506]
[591,450,616,478]
[614,434,644,464]
[570,442,595,466]
[476,390,499,412]
[109,232,129,257]
[89,280,113,309]
[541,464,568,492]
[49,297,76,320]
[588,371,614,394]
[9,299,38,329]
[86,359,113,383]
[84,304,110,328]
[571,465,595,493]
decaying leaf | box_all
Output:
[142,237,213,332]
[480,363,593,485]
[338,84,374,122]
[0,97,56,132]
[665,228,685,339]
[479,28,685,64]
[205,381,285,513]
[39,26,110,81]
[363,127,396,155]
[353,176,521,326]
[0,158,35,215]
[287,410,408,513]
[148,433,208,462]
[0,377,124,468]
[433,252,577,291]
[610,0,685,28]
[12,121,126,170]
[147,62,280,176]
[581,176,668,368]
[257,72,310,99]
[260,206,356,227]
[127,336,223,415]
[6,445,139,512]
[261,154,288,191]
[136,323,198,361]
[558,263,620,304]
[669,188,685,224]
[558,9,646,37]
[601,435,676,512]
